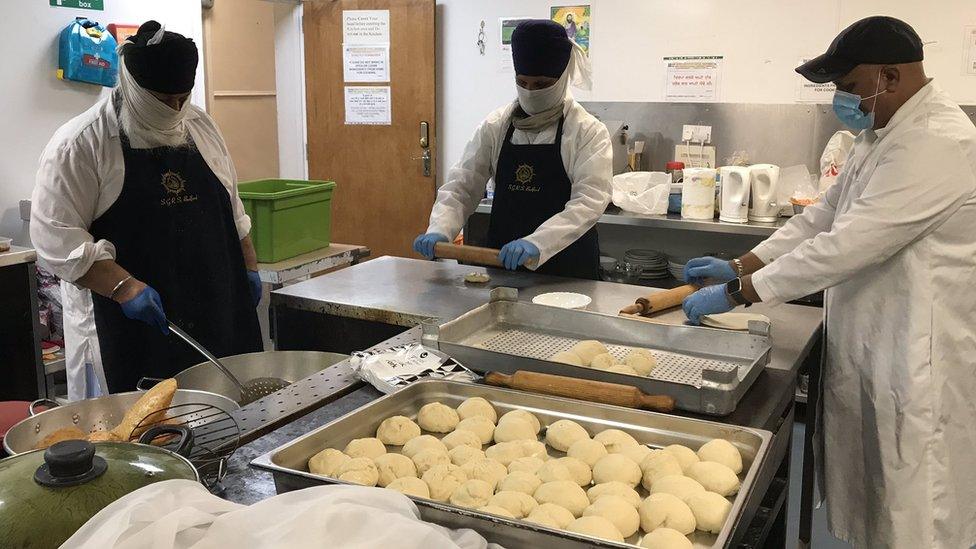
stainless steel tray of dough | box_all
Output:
[421,288,772,415]
[251,379,772,549]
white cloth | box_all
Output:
[749,81,976,549]
[117,58,191,149]
[426,98,612,267]
[61,480,502,549]
[30,94,251,401]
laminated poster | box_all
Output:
[550,5,590,56]
[345,86,391,126]
[664,56,723,102]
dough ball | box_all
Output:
[571,340,609,365]
[498,409,541,434]
[641,452,684,491]
[455,416,495,444]
[460,457,508,491]
[450,479,494,508]
[697,439,743,474]
[518,440,549,461]
[401,434,447,459]
[417,402,460,433]
[412,448,451,475]
[497,471,542,495]
[650,475,706,503]
[619,444,653,465]
[639,528,693,549]
[687,491,732,533]
[307,448,350,477]
[686,461,741,496]
[587,481,641,508]
[508,456,545,475]
[464,272,491,283]
[343,437,386,459]
[375,415,421,446]
[387,476,430,498]
[592,454,642,487]
[534,480,590,517]
[663,444,700,472]
[567,438,609,467]
[550,351,584,366]
[449,445,485,466]
[493,418,537,443]
[545,419,590,452]
[421,463,468,502]
[373,452,417,487]
[485,441,524,466]
[526,503,576,529]
[336,457,379,487]
[566,516,625,543]
[488,490,538,518]
[639,492,697,535]
[589,353,617,371]
[624,349,659,375]
[557,456,592,486]
[456,397,497,423]
[606,364,639,375]
[536,459,573,483]
[583,495,641,538]
[593,429,640,454]
[441,429,483,451]
[478,505,516,519]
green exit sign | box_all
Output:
[50,0,104,10]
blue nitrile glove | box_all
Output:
[683,256,737,286]
[498,239,540,271]
[120,285,169,334]
[247,270,262,307]
[682,283,735,325]
[413,233,449,259]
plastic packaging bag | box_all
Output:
[58,17,119,87]
[350,344,479,393]
[819,130,855,193]
[611,172,671,215]
[776,165,811,216]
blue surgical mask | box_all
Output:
[832,70,887,131]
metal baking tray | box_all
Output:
[420,288,772,415]
[251,380,772,549]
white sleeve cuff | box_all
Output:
[59,239,116,283]
[235,213,252,240]
[750,241,782,266]
[750,269,784,305]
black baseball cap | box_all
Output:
[796,16,923,83]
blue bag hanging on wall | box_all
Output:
[58,17,119,87]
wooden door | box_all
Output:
[303,0,436,259]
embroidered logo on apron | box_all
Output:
[510,164,540,192]
[160,171,199,206]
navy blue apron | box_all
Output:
[89,95,261,392]
[486,116,600,279]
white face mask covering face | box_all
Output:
[516,69,570,115]
[117,57,192,149]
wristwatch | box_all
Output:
[725,278,752,307]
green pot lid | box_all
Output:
[0,439,198,548]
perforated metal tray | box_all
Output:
[422,288,772,415]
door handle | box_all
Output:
[411,149,431,177]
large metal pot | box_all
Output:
[2,389,238,455]
[160,351,348,404]
[0,427,199,548]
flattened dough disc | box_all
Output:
[701,312,770,331]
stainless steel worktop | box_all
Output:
[474,202,790,237]
[273,256,822,372]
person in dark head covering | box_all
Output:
[414,19,610,280]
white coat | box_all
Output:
[30,95,251,401]
[750,82,976,549]
[426,98,612,267]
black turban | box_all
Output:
[512,20,572,78]
[121,20,198,94]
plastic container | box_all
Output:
[667,183,682,214]
[58,18,118,88]
[681,168,717,220]
[0,237,11,253]
[238,179,336,263]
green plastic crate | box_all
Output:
[238,179,336,263]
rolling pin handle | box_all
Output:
[484,372,511,387]
[640,394,676,412]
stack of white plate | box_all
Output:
[667,257,689,280]
[624,249,669,280]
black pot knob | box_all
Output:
[34,440,108,487]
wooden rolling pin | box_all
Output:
[485,371,676,413]
[619,284,697,316]
[433,242,504,268]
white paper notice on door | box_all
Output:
[343,10,390,44]
[663,56,723,102]
[345,86,392,125]
[965,26,976,76]
[344,44,390,82]
[796,56,836,103]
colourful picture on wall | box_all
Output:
[550,5,590,56]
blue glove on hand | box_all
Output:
[682,283,735,325]
[413,233,449,259]
[247,270,262,307]
[683,256,737,286]
[498,239,540,271]
[120,285,169,334]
